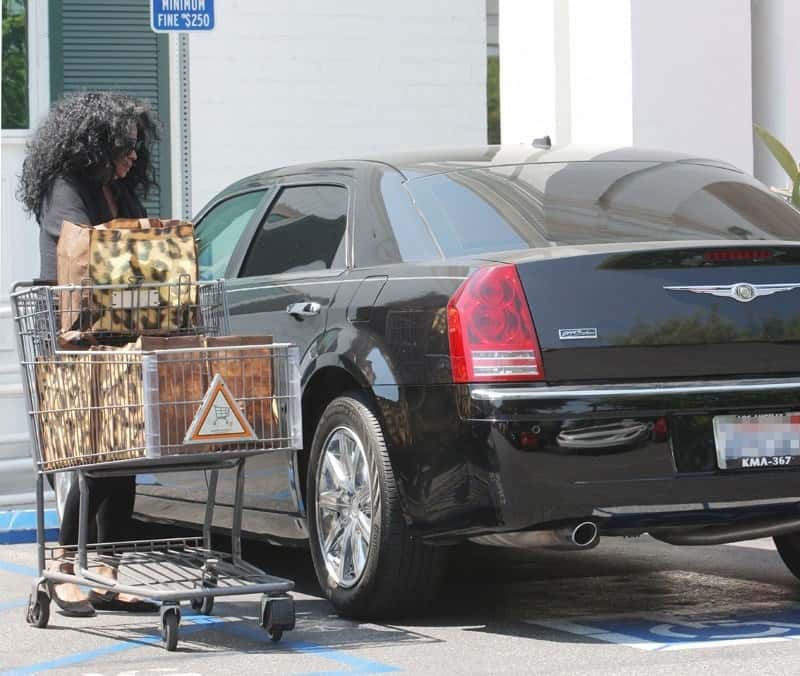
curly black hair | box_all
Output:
[17,91,160,221]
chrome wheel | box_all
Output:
[315,426,374,589]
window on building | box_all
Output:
[196,190,267,280]
[2,0,28,129]
[240,185,348,277]
[486,0,500,144]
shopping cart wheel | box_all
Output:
[190,595,214,615]
[260,594,295,642]
[160,605,181,651]
[25,589,50,629]
[191,562,217,615]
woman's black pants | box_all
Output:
[58,475,136,546]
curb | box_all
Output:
[0,509,59,544]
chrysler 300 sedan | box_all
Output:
[134,145,800,618]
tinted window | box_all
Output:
[240,185,347,277]
[378,172,440,263]
[407,162,800,256]
[196,190,265,280]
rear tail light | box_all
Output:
[447,264,545,383]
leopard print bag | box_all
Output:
[57,219,198,338]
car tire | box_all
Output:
[306,392,445,619]
[775,532,800,580]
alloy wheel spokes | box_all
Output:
[316,426,375,588]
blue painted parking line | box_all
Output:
[531,605,800,651]
[0,624,201,676]
[218,621,400,674]
[0,510,59,545]
[0,598,28,612]
[0,559,38,578]
[0,603,400,675]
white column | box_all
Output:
[751,0,800,189]
[568,0,632,145]
[498,0,558,145]
[499,0,754,172]
[499,0,632,147]
[630,0,753,171]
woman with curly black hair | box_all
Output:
[19,90,160,279]
[18,90,161,616]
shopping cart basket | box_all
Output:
[11,280,302,650]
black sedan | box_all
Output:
[138,145,800,618]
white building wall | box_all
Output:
[0,0,52,505]
[499,0,754,172]
[751,0,800,189]
[187,0,488,211]
[630,0,753,171]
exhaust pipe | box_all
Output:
[651,515,800,546]
[471,521,599,550]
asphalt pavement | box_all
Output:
[0,531,799,675]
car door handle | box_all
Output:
[286,301,321,317]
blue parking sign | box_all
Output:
[151,0,215,33]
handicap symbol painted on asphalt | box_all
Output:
[529,606,800,651]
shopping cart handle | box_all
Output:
[10,279,56,293]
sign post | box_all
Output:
[150,2,214,220]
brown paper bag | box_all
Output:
[205,336,275,446]
[138,335,208,454]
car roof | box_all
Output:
[351,144,738,177]
[213,144,741,199]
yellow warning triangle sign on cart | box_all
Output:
[184,373,258,444]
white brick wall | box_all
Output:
[187,0,488,210]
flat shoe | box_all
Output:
[88,590,159,613]
[51,585,96,617]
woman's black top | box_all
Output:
[38,176,146,280]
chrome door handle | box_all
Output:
[286,301,321,317]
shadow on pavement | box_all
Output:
[132,520,800,648]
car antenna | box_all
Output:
[532,135,551,149]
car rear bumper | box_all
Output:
[374,378,800,540]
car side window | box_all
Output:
[196,190,266,280]
[239,185,348,277]
[380,171,441,263]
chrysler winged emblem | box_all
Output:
[664,282,800,303]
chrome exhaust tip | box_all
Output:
[571,521,599,548]
[469,521,600,550]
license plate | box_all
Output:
[714,412,800,469]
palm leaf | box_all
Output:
[754,124,799,181]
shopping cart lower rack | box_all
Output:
[34,461,297,649]
[12,280,303,651]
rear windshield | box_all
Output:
[406,161,800,256]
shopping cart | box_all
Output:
[11,279,302,650]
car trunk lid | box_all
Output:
[506,243,800,382]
